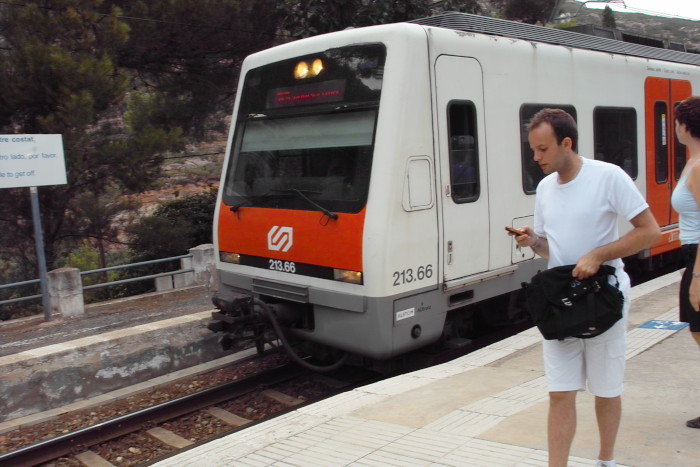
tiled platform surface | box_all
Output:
[154,271,699,467]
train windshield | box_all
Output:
[222,44,385,214]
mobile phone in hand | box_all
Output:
[505,226,525,236]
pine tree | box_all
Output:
[0,0,279,272]
[602,5,617,29]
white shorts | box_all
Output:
[542,295,630,398]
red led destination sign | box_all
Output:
[267,79,346,109]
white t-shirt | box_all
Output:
[534,157,648,278]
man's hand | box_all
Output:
[573,251,604,280]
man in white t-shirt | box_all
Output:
[513,109,661,467]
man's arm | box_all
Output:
[573,208,661,279]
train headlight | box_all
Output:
[333,269,362,284]
[311,58,323,76]
[220,252,241,264]
[294,61,310,79]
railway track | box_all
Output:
[0,357,380,467]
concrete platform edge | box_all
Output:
[0,309,231,424]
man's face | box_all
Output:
[528,122,568,175]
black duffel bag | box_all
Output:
[523,264,624,340]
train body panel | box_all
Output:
[211,14,699,363]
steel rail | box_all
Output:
[0,363,306,467]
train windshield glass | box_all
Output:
[223,44,385,214]
[225,111,374,213]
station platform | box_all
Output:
[152,271,699,467]
[0,285,226,423]
[0,285,214,358]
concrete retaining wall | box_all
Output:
[0,311,228,423]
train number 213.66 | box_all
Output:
[269,259,296,273]
[393,265,433,286]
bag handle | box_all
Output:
[598,264,619,288]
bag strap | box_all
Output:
[553,307,565,340]
[586,287,597,333]
[584,271,617,336]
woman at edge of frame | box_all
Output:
[670,95,700,429]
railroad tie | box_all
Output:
[261,389,304,407]
[74,450,116,467]
[146,426,194,449]
[205,406,252,427]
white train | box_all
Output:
[208,13,700,370]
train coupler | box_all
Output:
[209,293,271,352]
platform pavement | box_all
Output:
[152,271,700,467]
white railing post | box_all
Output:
[189,244,215,286]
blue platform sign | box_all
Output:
[638,320,688,331]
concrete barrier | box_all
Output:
[0,310,228,423]
[0,244,221,423]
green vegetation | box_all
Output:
[129,190,217,263]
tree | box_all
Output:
[602,5,617,29]
[128,190,217,262]
[0,0,280,276]
[496,0,556,25]
[0,0,133,272]
[438,0,483,15]
[279,0,484,40]
[70,188,138,269]
[111,0,282,138]
[123,190,216,294]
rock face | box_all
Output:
[554,0,700,51]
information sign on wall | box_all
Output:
[0,134,67,189]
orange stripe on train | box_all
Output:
[217,201,365,271]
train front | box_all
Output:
[209,27,428,370]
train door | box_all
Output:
[435,55,489,281]
[645,77,692,228]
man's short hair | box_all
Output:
[528,108,578,151]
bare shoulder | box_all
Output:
[687,159,700,191]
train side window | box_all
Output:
[519,104,577,194]
[673,102,688,180]
[448,101,479,203]
[654,101,669,184]
[593,107,638,179]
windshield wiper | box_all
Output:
[282,189,338,220]
[230,197,252,212]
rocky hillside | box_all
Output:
[554,0,700,50]
[470,1,699,50]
